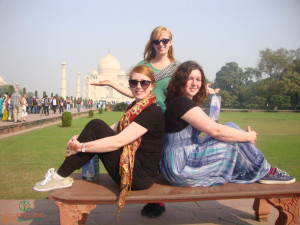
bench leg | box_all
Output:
[55,201,96,225]
[266,197,299,225]
[253,198,271,222]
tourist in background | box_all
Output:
[1,94,9,121]
[77,98,82,113]
[20,94,28,122]
[52,96,58,114]
[0,94,4,119]
[66,97,71,111]
[11,87,22,123]
[32,96,37,114]
[36,97,42,114]
[59,98,64,114]
[8,95,13,121]
[43,95,50,116]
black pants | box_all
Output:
[43,106,49,115]
[57,119,155,190]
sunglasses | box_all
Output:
[129,80,152,89]
[152,39,170,45]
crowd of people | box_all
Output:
[32,25,295,221]
[0,92,96,122]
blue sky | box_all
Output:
[0,0,299,97]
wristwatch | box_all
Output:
[81,143,86,152]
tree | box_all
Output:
[258,48,293,80]
[23,87,26,95]
[281,59,300,109]
[244,67,262,83]
[214,62,246,107]
[8,85,15,95]
[289,47,300,61]
[43,91,46,97]
[113,102,129,111]
[249,96,267,109]
[35,90,38,98]
[214,62,245,96]
[269,95,291,110]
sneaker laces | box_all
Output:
[40,168,55,186]
[275,167,289,176]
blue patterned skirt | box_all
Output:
[159,122,271,187]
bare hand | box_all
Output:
[90,80,112,86]
[207,83,220,94]
[246,126,258,145]
[66,137,81,157]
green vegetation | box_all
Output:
[61,111,73,127]
[0,111,123,199]
[88,110,94,118]
[0,111,299,199]
[212,47,300,109]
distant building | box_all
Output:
[0,76,8,86]
[82,53,131,102]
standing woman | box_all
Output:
[52,96,58,114]
[1,94,9,121]
[34,65,165,218]
[0,94,4,119]
[97,26,180,113]
[160,61,295,187]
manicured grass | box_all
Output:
[0,111,123,199]
[0,111,299,199]
[219,112,300,180]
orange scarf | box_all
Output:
[117,92,156,220]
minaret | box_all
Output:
[76,72,80,98]
[61,61,66,99]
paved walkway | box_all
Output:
[0,107,94,139]
[0,199,279,225]
[0,108,284,225]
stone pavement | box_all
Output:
[0,108,288,225]
[0,107,93,139]
[0,199,279,225]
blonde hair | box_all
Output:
[143,26,176,63]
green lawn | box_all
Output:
[0,111,299,199]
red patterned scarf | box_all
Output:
[117,92,156,220]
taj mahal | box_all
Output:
[61,52,132,103]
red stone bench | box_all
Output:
[49,173,300,225]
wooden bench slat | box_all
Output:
[49,173,300,204]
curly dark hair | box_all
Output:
[165,61,207,105]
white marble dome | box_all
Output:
[0,76,7,86]
[98,53,120,74]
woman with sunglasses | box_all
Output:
[96,26,180,113]
[160,61,295,188]
[33,65,165,218]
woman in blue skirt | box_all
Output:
[160,61,295,187]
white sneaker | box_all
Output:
[33,168,74,192]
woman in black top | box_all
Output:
[33,65,165,216]
[160,61,295,187]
